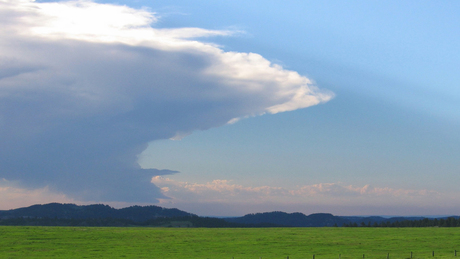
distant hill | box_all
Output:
[0,203,261,227]
[1,203,459,227]
[225,212,460,227]
[0,203,195,222]
[225,211,348,227]
[343,216,425,225]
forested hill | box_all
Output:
[225,212,460,227]
[0,203,195,222]
[225,212,348,227]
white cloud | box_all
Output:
[0,0,333,203]
[151,176,441,208]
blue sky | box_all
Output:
[1,0,459,216]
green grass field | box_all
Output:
[0,227,459,258]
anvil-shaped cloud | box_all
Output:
[0,0,333,203]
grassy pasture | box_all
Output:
[0,227,459,258]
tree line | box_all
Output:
[2,215,460,227]
[342,217,460,227]
[0,216,271,227]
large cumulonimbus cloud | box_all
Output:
[0,0,333,203]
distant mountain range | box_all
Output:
[0,203,458,227]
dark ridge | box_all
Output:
[224,211,348,227]
[0,203,195,222]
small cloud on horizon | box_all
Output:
[151,176,454,216]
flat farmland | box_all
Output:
[0,227,459,258]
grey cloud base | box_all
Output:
[1,41,243,202]
[0,0,333,203]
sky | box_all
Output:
[0,0,459,217]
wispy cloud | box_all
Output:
[152,176,439,205]
[152,176,442,215]
[0,179,74,209]
[291,183,437,197]
[0,0,333,203]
